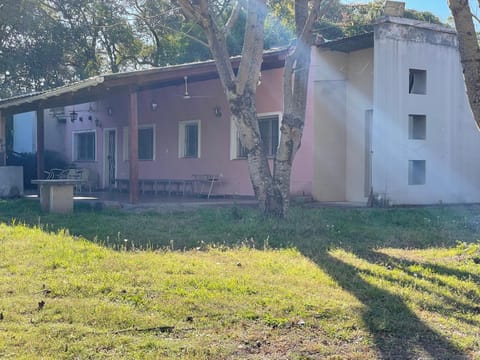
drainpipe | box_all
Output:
[0,110,5,166]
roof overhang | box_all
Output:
[317,32,374,53]
[0,49,287,114]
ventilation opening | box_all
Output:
[408,160,426,185]
[409,69,426,94]
[408,114,426,140]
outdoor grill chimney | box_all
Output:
[383,1,405,17]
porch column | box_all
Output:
[0,110,5,166]
[36,108,45,179]
[129,88,139,204]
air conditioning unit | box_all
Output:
[49,107,67,123]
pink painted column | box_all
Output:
[129,88,139,204]
[0,110,6,166]
[36,108,45,179]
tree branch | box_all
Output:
[236,0,267,94]
[225,0,242,35]
[178,0,236,89]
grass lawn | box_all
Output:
[0,199,479,359]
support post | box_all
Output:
[129,89,139,204]
[36,108,45,179]
[0,110,5,166]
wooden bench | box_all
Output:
[115,179,195,196]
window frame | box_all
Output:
[230,112,282,160]
[123,124,156,161]
[72,130,96,162]
[178,120,201,159]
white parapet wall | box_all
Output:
[0,166,24,198]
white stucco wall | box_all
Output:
[45,110,67,154]
[372,17,480,205]
[312,51,348,201]
[311,47,373,202]
[345,48,374,202]
[13,112,36,153]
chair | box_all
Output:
[44,168,67,179]
[72,168,92,193]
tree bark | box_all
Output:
[178,0,329,217]
[273,0,330,216]
[448,0,480,129]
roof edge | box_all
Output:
[0,76,105,111]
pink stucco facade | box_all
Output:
[58,66,314,197]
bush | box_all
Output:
[6,150,71,189]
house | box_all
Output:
[0,14,479,206]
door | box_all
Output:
[104,129,116,189]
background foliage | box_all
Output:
[0,0,442,98]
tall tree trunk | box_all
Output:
[448,0,480,129]
[273,0,326,216]
[178,0,329,217]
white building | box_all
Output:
[309,16,480,205]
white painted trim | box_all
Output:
[178,120,201,158]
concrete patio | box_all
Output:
[24,189,259,213]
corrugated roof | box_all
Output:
[0,49,287,114]
[317,32,374,53]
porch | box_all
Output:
[0,50,288,205]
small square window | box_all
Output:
[408,115,426,140]
[409,69,426,94]
[408,160,426,185]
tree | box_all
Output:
[177,0,332,217]
[0,0,75,98]
[41,0,138,76]
[448,0,480,129]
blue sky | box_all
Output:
[341,1,454,22]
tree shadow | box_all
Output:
[307,250,470,359]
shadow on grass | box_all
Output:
[307,250,469,360]
[1,199,477,358]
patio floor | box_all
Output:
[24,188,367,213]
[24,189,259,213]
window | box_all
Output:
[138,127,154,160]
[123,125,155,161]
[408,160,426,185]
[73,131,96,161]
[179,120,200,158]
[408,114,426,140]
[259,116,279,156]
[233,114,280,159]
[409,69,426,94]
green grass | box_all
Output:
[1,199,480,359]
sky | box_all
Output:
[341,1,473,23]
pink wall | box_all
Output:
[61,67,313,197]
